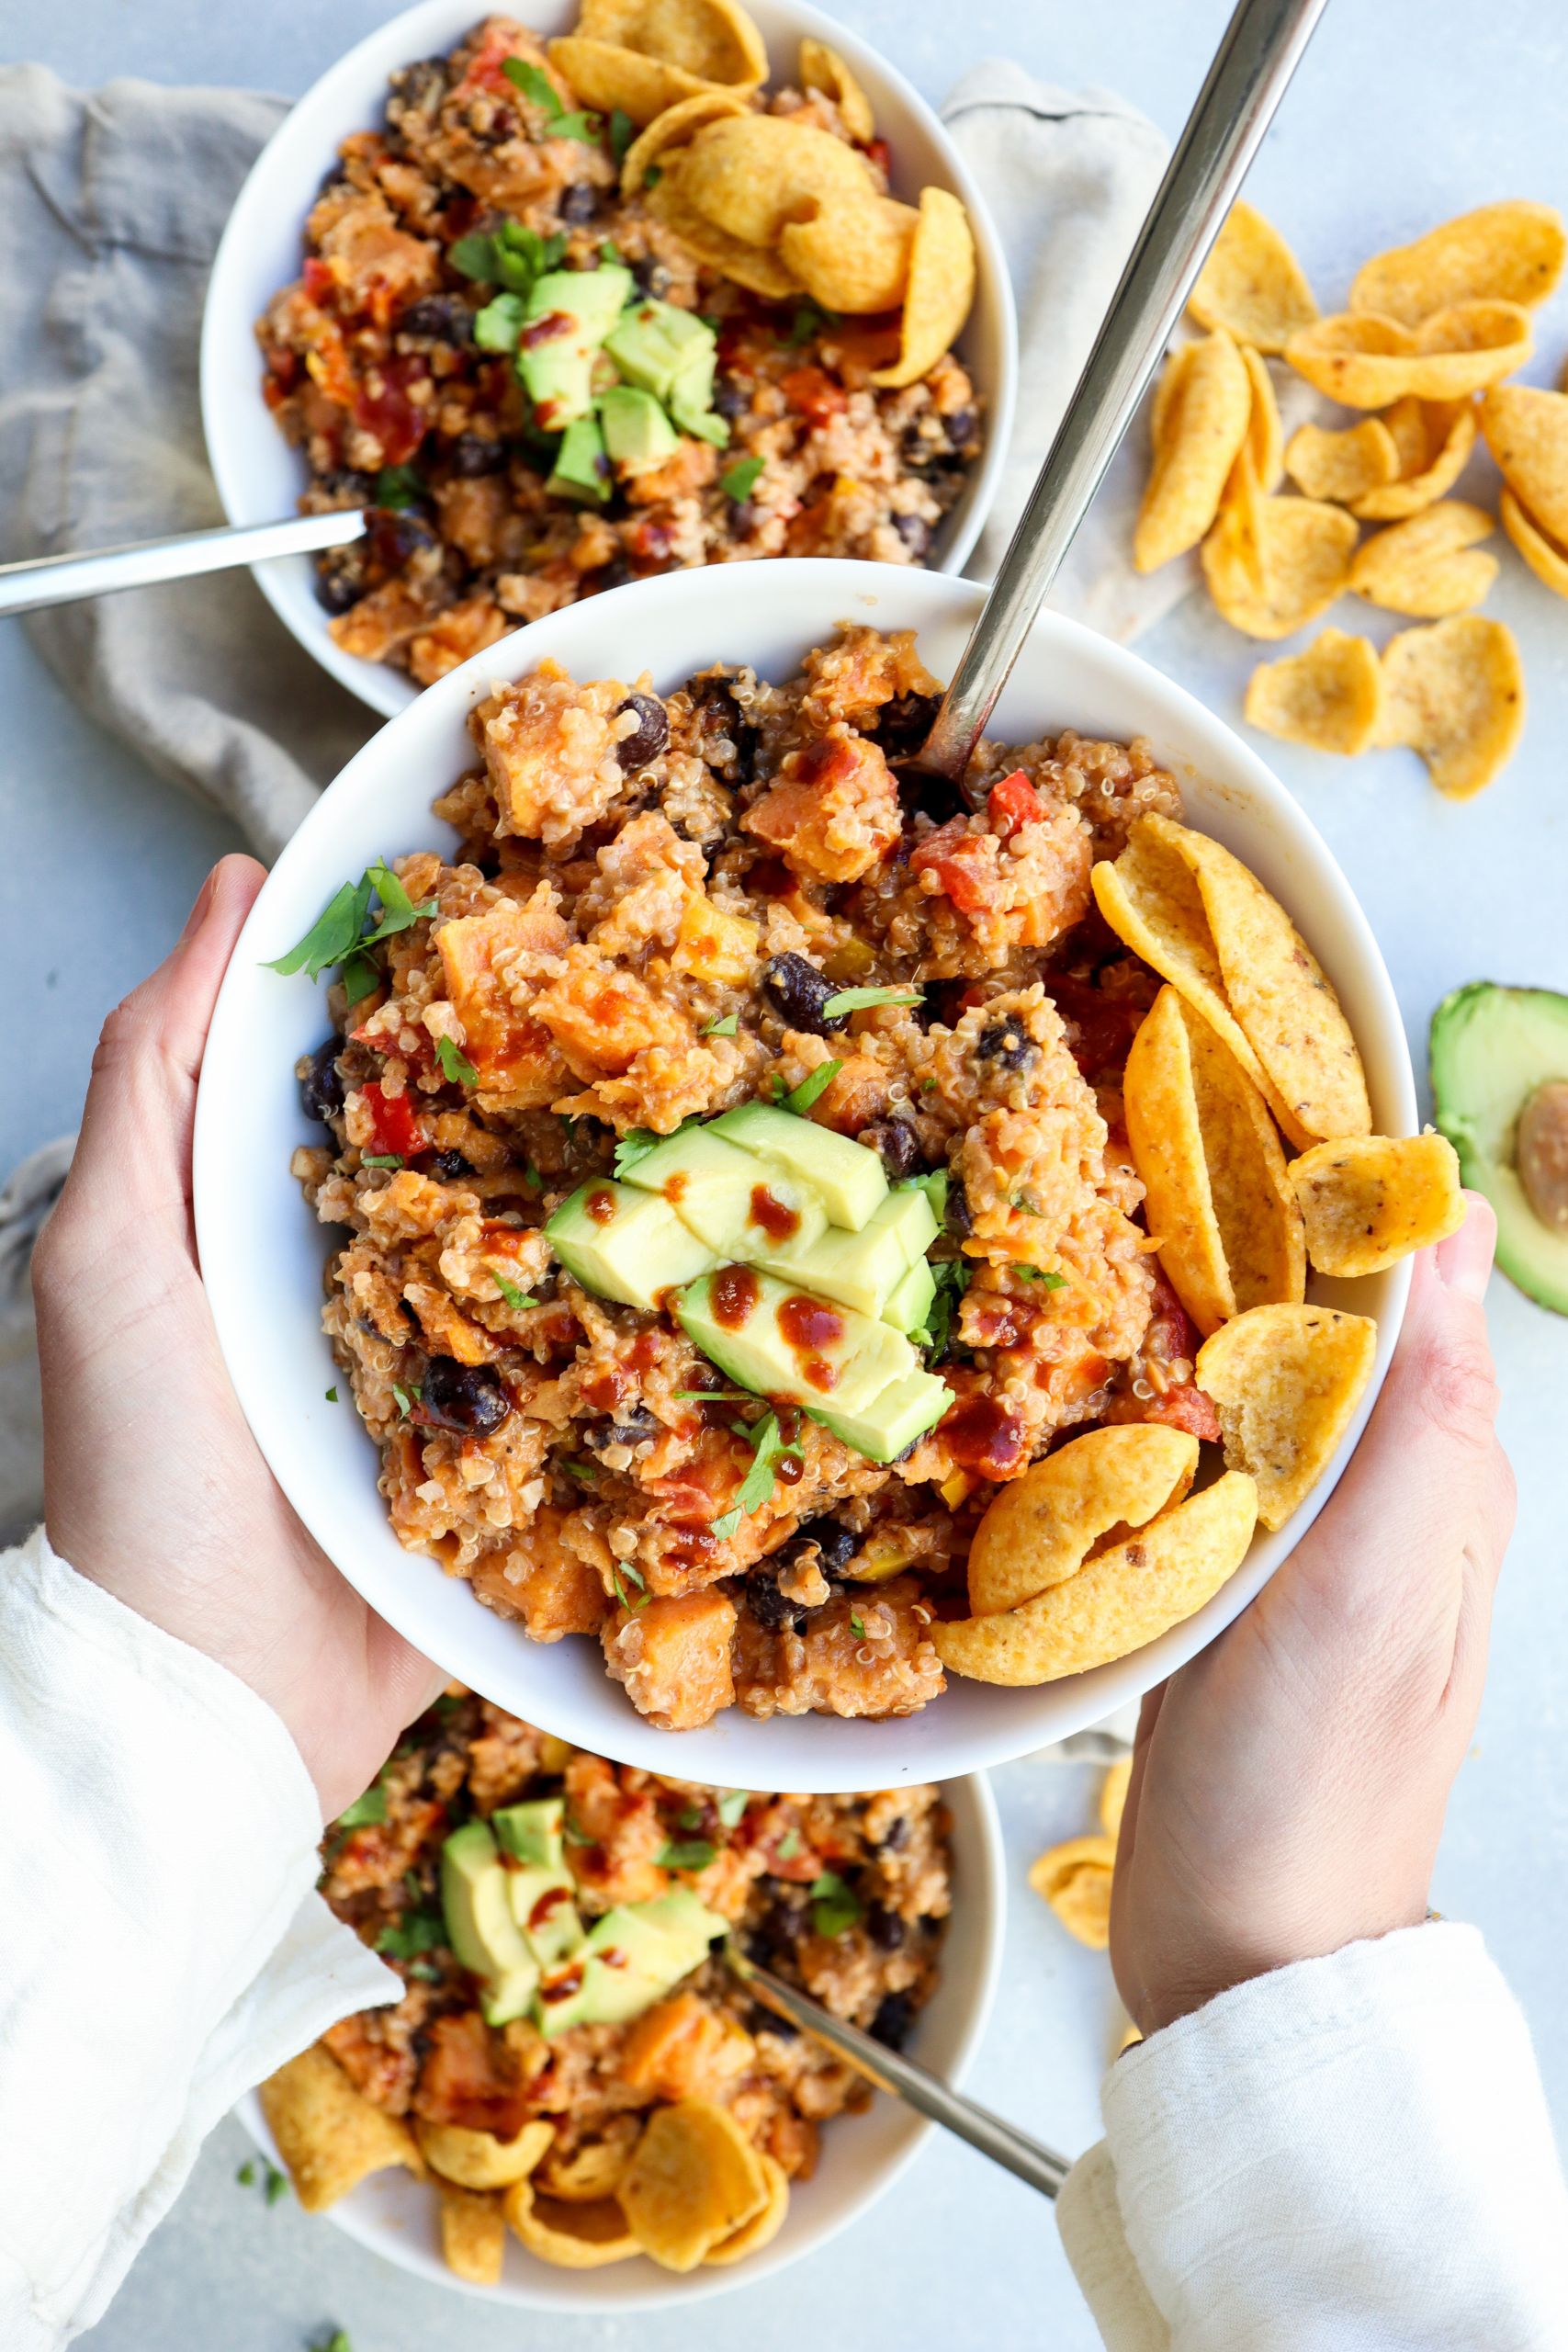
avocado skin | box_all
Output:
[1430,979,1568,1315]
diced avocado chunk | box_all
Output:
[669,349,728,445]
[884,1255,937,1336]
[605,298,714,403]
[491,1795,565,1871]
[752,1186,937,1318]
[621,1125,827,1259]
[440,1821,539,2026]
[897,1166,950,1223]
[600,384,680,475]
[710,1102,888,1231]
[677,1266,918,1423]
[1431,980,1568,1314]
[519,263,635,428]
[535,263,635,343]
[547,1179,716,1310]
[534,1894,726,2035]
[633,1888,730,1964]
[547,413,610,503]
[809,1368,952,1464]
[506,1864,582,1968]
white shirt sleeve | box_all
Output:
[0,1528,397,2350]
[1056,1922,1568,2351]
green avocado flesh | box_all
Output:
[605,298,714,403]
[441,1824,726,2035]
[547,413,610,504]
[710,1101,889,1229]
[752,1186,938,1318]
[811,1368,952,1463]
[1431,981,1568,1314]
[491,1795,564,1871]
[599,384,679,475]
[547,1179,716,1310]
[622,1125,829,1259]
[518,264,634,430]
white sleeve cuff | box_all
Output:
[0,1527,396,2347]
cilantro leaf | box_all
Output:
[361,860,438,948]
[717,1790,750,1828]
[235,2161,255,2187]
[775,1826,802,1860]
[613,1128,660,1175]
[712,1411,803,1543]
[659,1839,716,1871]
[1015,1265,1066,1288]
[809,1869,863,1938]
[777,1060,841,1115]
[786,299,838,346]
[503,57,563,111]
[672,1389,752,1401]
[335,1781,387,1829]
[361,1152,402,1170]
[450,229,502,280]
[341,952,379,1006]
[491,1269,537,1310]
[818,985,925,1019]
[913,1257,970,1355]
[374,463,425,510]
[551,111,602,143]
[375,1910,446,1961]
[850,1612,867,1639]
[391,1381,420,1416]
[262,877,369,981]
[703,1012,739,1036]
[720,454,764,503]
[563,1457,598,1483]
[325,1385,338,1403]
[608,108,635,162]
[264,2161,290,2206]
[612,1560,648,1611]
[435,1034,479,1086]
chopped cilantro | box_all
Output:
[561,1813,595,1847]
[406,1959,444,1984]
[262,876,370,981]
[659,1838,717,1871]
[679,1804,705,1829]
[236,2161,256,2187]
[521,1161,545,1193]
[491,1269,537,1311]
[341,952,379,1006]
[361,1152,402,1170]
[819,985,925,1019]
[776,1060,841,1115]
[913,1257,970,1355]
[374,463,425,510]
[608,109,636,161]
[850,1612,867,1639]
[264,2161,290,2207]
[435,1034,479,1086]
[775,1826,802,1861]
[325,1385,338,1403]
[310,2333,351,2352]
[613,1127,659,1175]
[611,1562,649,1612]
[434,1691,462,1717]
[563,1457,598,1483]
[450,229,502,280]
[720,454,764,503]
[672,1388,751,1401]
[360,860,438,950]
[1015,1266,1066,1288]
[375,1910,446,1961]
[809,1869,863,1938]
[786,299,838,346]
[920,1076,939,1092]
[643,163,662,189]
[472,290,527,351]
[502,55,600,141]
[703,1011,739,1036]
[404,1869,424,1901]
[717,1790,750,1827]
[335,1781,387,1829]
[391,1381,422,1417]
[1011,1189,1042,1215]
[711,1409,803,1541]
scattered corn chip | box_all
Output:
[1239,345,1285,492]
[1201,492,1358,639]
[579,0,767,85]
[547,36,719,124]
[537,2123,639,2202]
[619,2100,769,2271]
[1188,200,1318,353]
[417,2117,554,2190]
[934,1473,1258,1686]
[1284,417,1400,503]
[1029,1835,1117,1948]
[1349,201,1566,326]
[798,36,875,144]
[645,153,801,297]
[1349,500,1498,618]
[1100,1758,1133,1840]
[1479,383,1568,544]
[871,186,977,390]
[1125,985,1305,1335]
[502,2177,640,2267]
[619,87,747,194]
[259,2046,421,2213]
[1196,1304,1377,1531]
[440,2185,507,2286]
[1377,616,1525,798]
[780,195,919,314]
[1350,397,1477,521]
[703,2154,790,2265]
[1500,486,1568,599]
[1245,628,1385,756]
[1134,331,1251,571]
[1284,302,1531,407]
[1289,1132,1466,1277]
[1151,341,1198,454]
[966,1422,1200,1616]
[679,111,873,246]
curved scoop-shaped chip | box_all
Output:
[1134,329,1251,571]
[703,2152,791,2264]
[1284,416,1400,503]
[580,0,767,85]
[1028,1834,1118,1948]
[1350,398,1476,522]
[1196,1303,1377,1531]
[418,2116,554,2189]
[933,1473,1258,1686]
[1375,615,1526,800]
[502,2176,641,2267]
[1480,383,1568,546]
[780,196,918,314]
[619,2099,769,2271]
[439,2184,508,2285]
[1350,201,1566,327]
[1201,491,1358,641]
[1245,629,1385,757]
[680,112,873,248]
[1290,1132,1465,1278]
[547,35,714,124]
[965,1420,1200,1616]
[798,36,875,144]
[871,185,977,390]
[1286,305,1531,407]
[1500,486,1568,600]
[1187,200,1318,354]
[644,153,802,297]
[1349,500,1498,619]
[619,86,747,193]
[259,2045,421,2212]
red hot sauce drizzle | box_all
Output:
[586,1186,617,1226]
[712,1265,761,1328]
[778,1294,843,1394]
[942,1395,1026,1478]
[748,1184,800,1242]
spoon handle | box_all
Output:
[919,0,1330,783]
[0,509,367,620]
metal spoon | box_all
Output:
[0,509,366,620]
[915,0,1330,794]
[726,1942,1072,2198]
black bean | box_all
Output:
[300,1038,345,1125]
[897,773,968,829]
[321,467,376,503]
[857,1118,919,1179]
[444,430,504,476]
[726,501,758,540]
[558,179,601,223]
[368,507,439,567]
[389,58,448,116]
[314,562,365,616]
[748,2001,799,2041]
[874,690,942,759]
[614,692,670,771]
[472,105,519,149]
[421,1356,511,1436]
[875,1815,911,1852]
[773,1517,855,1583]
[585,1407,658,1452]
[869,1991,917,2051]
[749,1889,808,1964]
[761,953,840,1035]
[431,1148,474,1180]
[744,1573,811,1634]
[630,255,672,299]
[944,405,977,449]
[976,1012,1037,1072]
[712,376,749,422]
[892,513,931,559]
[317,164,351,197]
[687,677,758,783]
[400,294,473,344]
[865,1903,906,1952]
[588,553,635,594]
[944,1176,974,1238]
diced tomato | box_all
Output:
[354,355,429,467]
[302,256,336,307]
[910,823,991,913]
[262,345,301,392]
[779,366,848,428]
[360,1081,427,1160]
[1140,1382,1223,1442]
[863,136,892,175]
[987,768,1044,841]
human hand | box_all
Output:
[1110,1200,1515,2035]
[32,858,443,1820]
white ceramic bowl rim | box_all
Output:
[235,1767,1004,2311]
[198,0,1019,720]
[193,559,1415,1792]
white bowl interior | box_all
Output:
[199,0,1018,719]
[235,1767,1002,2311]
[194,560,1414,1792]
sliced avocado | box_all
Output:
[491,1795,565,1871]
[599,384,679,476]
[1431,981,1568,1313]
[547,1178,716,1310]
[710,1102,888,1231]
[534,262,634,344]
[810,1367,952,1463]
[507,1863,582,1968]
[884,1255,937,1336]
[547,413,611,503]
[897,1166,949,1223]
[669,349,728,446]
[621,1125,827,1259]
[519,262,635,428]
[677,1266,918,1424]
[752,1185,937,1319]
[632,1888,730,1963]
[604,298,714,403]
[533,1894,726,2035]
[440,1822,539,2026]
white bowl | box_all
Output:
[235,1767,1002,2310]
[194,560,1415,1792]
[199,0,1018,719]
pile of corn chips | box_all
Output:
[259,2045,792,2282]
[1138,198,1568,797]
[552,0,976,386]
[931,817,1467,1690]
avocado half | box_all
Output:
[1430,981,1568,1314]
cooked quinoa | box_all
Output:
[256,15,982,685]
[288,623,1223,1730]
[319,1690,949,2180]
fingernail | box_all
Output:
[1437,1195,1495,1302]
[176,868,219,947]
